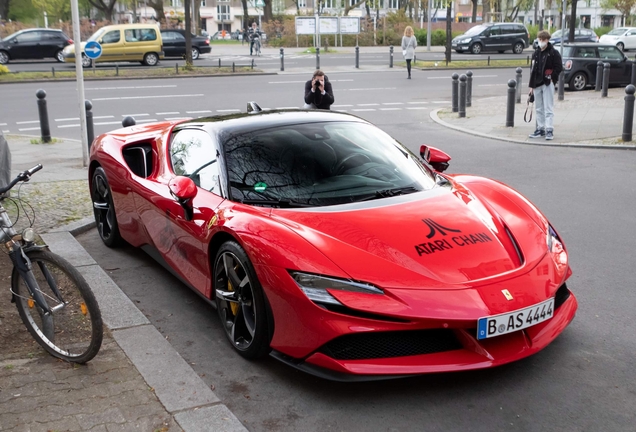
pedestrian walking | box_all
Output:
[528,30,563,140]
[303,70,335,110]
[401,26,417,79]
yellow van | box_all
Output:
[63,23,164,67]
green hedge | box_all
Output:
[414,28,464,46]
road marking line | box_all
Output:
[358,103,379,106]
[55,118,79,122]
[93,94,204,101]
[16,120,39,124]
[407,101,428,104]
[335,109,348,112]
[58,124,80,128]
[216,109,240,112]
[478,84,507,87]
[352,109,376,112]
[86,85,178,90]
[186,110,212,114]
[0,123,6,126]
[94,121,127,126]
[344,88,396,91]
[165,117,192,120]
[135,119,158,123]
[432,101,449,104]
[1,130,9,133]
[332,104,353,107]
[380,108,401,111]
[18,127,40,131]
[269,81,306,84]
[122,113,149,117]
[382,102,404,105]
[157,112,180,115]
[94,115,115,119]
[407,107,429,110]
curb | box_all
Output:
[44,218,248,432]
[429,107,636,150]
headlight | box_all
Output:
[289,271,383,306]
[22,228,36,243]
[546,225,567,270]
[460,38,471,43]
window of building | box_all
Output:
[217,5,230,21]
[387,0,399,8]
[298,0,307,6]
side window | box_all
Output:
[140,29,157,41]
[174,32,186,41]
[102,30,121,44]
[489,26,501,36]
[125,29,139,42]
[170,129,221,195]
[16,31,41,43]
[598,46,624,60]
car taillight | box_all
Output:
[564,60,572,70]
[204,38,210,45]
[68,39,73,44]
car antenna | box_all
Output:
[247,102,262,114]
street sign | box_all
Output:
[84,41,102,60]
[255,0,265,6]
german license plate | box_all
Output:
[477,298,555,340]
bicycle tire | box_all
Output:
[12,249,103,363]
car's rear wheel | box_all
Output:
[191,47,200,60]
[0,50,10,64]
[143,52,159,66]
[470,43,482,54]
[91,167,123,247]
[55,50,64,63]
[513,42,524,54]
[81,54,92,68]
[214,241,270,360]
[617,42,625,51]
[570,72,588,91]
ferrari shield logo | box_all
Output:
[502,289,514,301]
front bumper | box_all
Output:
[452,42,471,50]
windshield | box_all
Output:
[551,29,563,38]
[464,25,488,36]
[608,28,627,36]
[223,121,436,207]
[87,28,107,42]
[3,31,22,41]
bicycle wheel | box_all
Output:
[12,249,103,363]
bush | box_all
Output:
[414,28,464,46]
[0,65,9,75]
[594,26,612,38]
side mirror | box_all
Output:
[169,176,197,221]
[420,145,451,172]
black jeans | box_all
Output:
[406,59,412,76]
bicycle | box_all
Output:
[252,35,262,56]
[0,165,103,363]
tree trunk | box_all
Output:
[569,0,576,42]
[445,4,451,63]
[264,0,272,22]
[146,0,166,25]
[534,0,538,26]
[471,0,477,23]
[242,0,249,35]
[185,0,192,66]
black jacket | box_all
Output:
[529,42,564,88]
[304,76,335,110]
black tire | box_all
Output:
[570,72,588,91]
[617,42,625,51]
[0,50,9,64]
[55,50,65,63]
[91,167,123,247]
[81,54,92,68]
[513,42,524,54]
[191,47,200,60]
[214,241,270,360]
[12,249,103,363]
[498,50,505,54]
[143,52,159,66]
[470,43,483,54]
[455,50,463,54]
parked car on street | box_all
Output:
[599,27,636,51]
[210,31,232,40]
[452,22,529,54]
[160,29,210,60]
[532,28,599,49]
[562,42,633,91]
[0,28,72,64]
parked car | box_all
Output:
[0,28,72,64]
[88,105,577,380]
[562,42,633,91]
[160,29,210,60]
[210,31,232,40]
[532,28,599,49]
[599,27,636,51]
[452,22,529,54]
[63,23,163,67]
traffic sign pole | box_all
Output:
[70,0,88,167]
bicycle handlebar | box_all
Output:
[0,164,43,195]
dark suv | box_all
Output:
[0,28,72,64]
[452,23,529,54]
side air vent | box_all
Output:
[123,144,153,178]
[554,283,571,310]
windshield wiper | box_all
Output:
[239,198,313,208]
[357,186,421,202]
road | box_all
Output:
[64,72,636,431]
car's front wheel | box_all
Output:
[191,47,200,60]
[0,50,10,64]
[470,43,483,54]
[81,54,92,68]
[55,50,65,63]
[617,42,625,51]
[570,72,588,91]
[513,42,524,54]
[214,241,270,360]
[143,52,159,66]
[91,167,123,247]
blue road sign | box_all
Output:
[84,41,102,60]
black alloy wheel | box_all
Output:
[91,167,122,247]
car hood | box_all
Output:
[271,186,540,288]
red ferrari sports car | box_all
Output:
[89,106,577,381]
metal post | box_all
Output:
[51,67,55,78]
[557,71,565,101]
[355,45,359,68]
[631,61,636,86]
[595,61,603,91]
[466,70,473,107]
[622,85,636,142]
[232,62,235,72]
[389,45,394,68]
[116,64,119,76]
[218,58,221,68]
[488,55,490,66]
[122,116,136,127]
[459,74,467,118]
[602,62,610,98]
[316,47,320,70]
[506,79,516,127]
[451,73,459,113]
[36,89,51,143]
[85,100,94,149]
[176,63,179,74]
[515,67,522,103]
[280,48,284,71]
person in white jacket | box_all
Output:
[401,26,417,79]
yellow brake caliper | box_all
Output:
[228,265,239,316]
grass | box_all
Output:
[0,66,259,82]
[302,47,339,54]
[210,40,242,45]
[411,59,531,68]
[30,138,60,144]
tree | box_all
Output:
[601,0,636,26]
[185,0,192,67]
[445,1,451,63]
[32,0,72,21]
[0,0,9,21]
[86,0,117,21]
[145,0,166,24]
[471,0,478,22]
[241,0,249,33]
[345,0,365,16]
[264,0,272,22]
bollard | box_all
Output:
[413,55,416,65]
[218,58,221,68]
[451,73,459,113]
[36,89,51,143]
[251,58,254,69]
[316,47,320,70]
[280,47,284,71]
[506,79,516,127]
[116,64,119,76]
[488,55,490,66]
[459,74,467,118]
[527,55,530,65]
[595,61,603,91]
[122,116,136,127]
[85,100,94,149]
[232,62,235,72]
[515,67,522,103]
[51,67,55,78]
[602,62,610,98]
[389,45,394,68]
[176,63,179,74]
[631,61,636,86]
[622,85,636,141]
[466,70,473,107]
[558,71,565,101]
[355,46,359,68]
